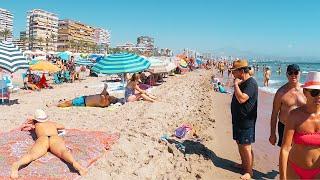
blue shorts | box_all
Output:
[72,96,86,106]
[233,126,255,144]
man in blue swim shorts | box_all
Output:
[55,84,119,108]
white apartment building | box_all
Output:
[93,28,111,54]
[26,9,58,51]
[0,8,13,42]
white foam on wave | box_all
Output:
[268,79,282,84]
[302,71,308,74]
[259,86,277,94]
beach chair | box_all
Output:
[0,80,10,104]
[64,71,71,82]
[53,73,62,84]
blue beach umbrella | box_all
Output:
[57,52,70,61]
[196,58,203,65]
[0,41,29,103]
[0,41,29,72]
[91,53,151,74]
[75,58,94,66]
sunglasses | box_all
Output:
[287,71,299,76]
[306,89,320,97]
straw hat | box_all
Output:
[34,109,48,122]
[301,72,320,89]
[230,59,249,71]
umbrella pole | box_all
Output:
[1,72,3,104]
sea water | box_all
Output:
[250,61,320,94]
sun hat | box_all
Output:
[301,71,320,89]
[34,109,48,122]
[287,64,300,72]
[230,59,249,71]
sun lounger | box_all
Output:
[0,80,10,104]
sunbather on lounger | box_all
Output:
[55,84,119,108]
[11,109,87,179]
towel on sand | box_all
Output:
[0,129,119,179]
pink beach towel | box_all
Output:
[0,129,119,180]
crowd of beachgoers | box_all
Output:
[1,54,320,180]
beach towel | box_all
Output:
[0,129,119,180]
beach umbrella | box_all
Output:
[75,58,94,66]
[0,41,29,103]
[147,57,169,73]
[0,41,29,73]
[30,61,60,73]
[179,59,188,68]
[29,59,40,65]
[57,51,71,61]
[92,53,151,74]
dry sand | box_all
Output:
[1,69,279,179]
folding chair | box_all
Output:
[0,80,10,104]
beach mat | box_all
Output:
[0,129,119,180]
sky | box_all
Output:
[1,0,320,57]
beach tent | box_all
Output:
[147,57,175,73]
[92,53,150,74]
[0,41,29,103]
[30,61,60,73]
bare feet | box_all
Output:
[73,162,88,176]
[240,173,252,180]
[10,163,19,179]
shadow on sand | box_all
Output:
[0,99,20,106]
[170,139,278,179]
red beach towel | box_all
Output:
[0,129,119,180]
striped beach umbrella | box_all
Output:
[75,58,94,66]
[0,41,29,73]
[92,53,151,74]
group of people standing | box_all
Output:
[228,59,320,180]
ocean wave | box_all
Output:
[259,86,277,94]
[268,79,283,84]
[302,71,308,74]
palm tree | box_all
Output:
[28,36,35,50]
[0,29,11,41]
[79,40,84,53]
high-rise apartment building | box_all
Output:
[94,28,110,53]
[137,36,154,52]
[26,9,58,51]
[0,8,13,42]
[57,19,96,53]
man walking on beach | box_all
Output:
[231,59,258,180]
[269,64,306,147]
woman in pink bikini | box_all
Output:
[280,71,320,179]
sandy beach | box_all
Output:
[1,69,280,179]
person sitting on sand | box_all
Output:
[10,109,87,179]
[125,73,157,102]
[55,84,119,108]
[23,71,41,91]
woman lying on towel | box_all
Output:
[54,84,119,108]
[125,73,157,103]
[11,109,87,179]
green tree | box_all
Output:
[0,29,11,41]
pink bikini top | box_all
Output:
[293,131,320,146]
